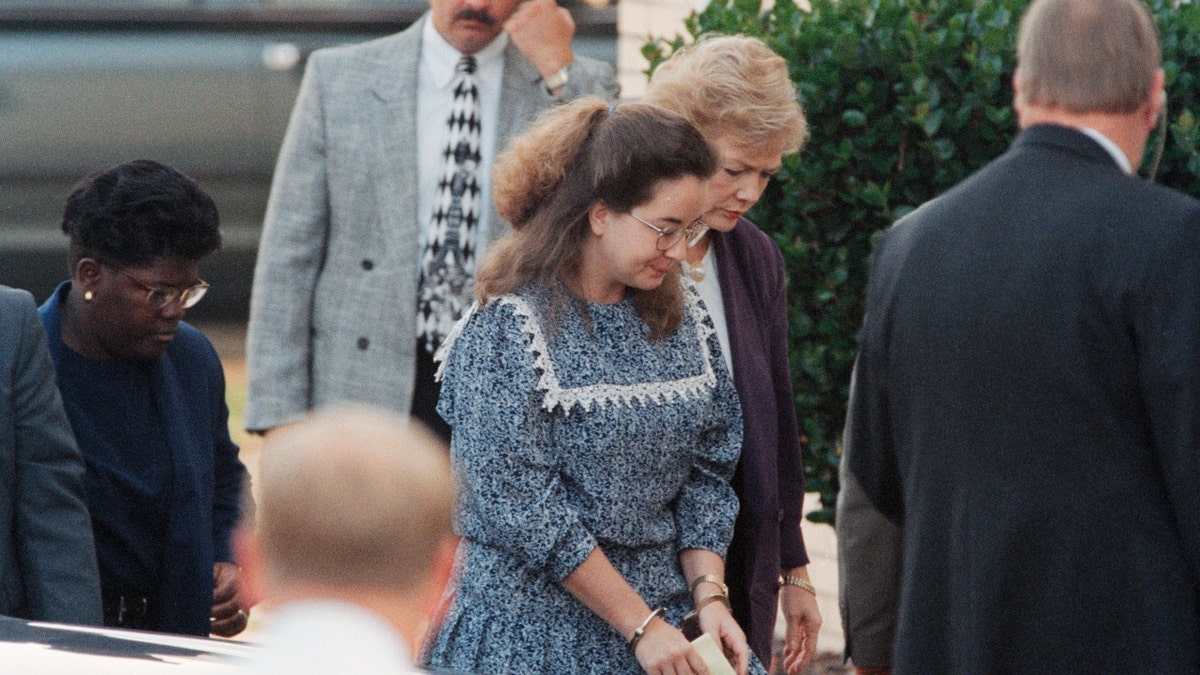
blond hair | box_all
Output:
[479,97,717,339]
[645,34,808,154]
[255,405,453,592]
[1016,0,1160,114]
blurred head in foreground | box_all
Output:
[236,405,456,657]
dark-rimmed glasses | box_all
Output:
[629,212,709,251]
[112,267,210,310]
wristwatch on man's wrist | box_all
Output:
[544,65,570,94]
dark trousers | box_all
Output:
[102,589,156,631]
[411,339,452,444]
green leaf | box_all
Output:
[923,107,946,136]
[860,183,887,207]
[842,109,867,127]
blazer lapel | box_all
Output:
[367,18,424,265]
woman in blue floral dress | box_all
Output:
[423,98,765,675]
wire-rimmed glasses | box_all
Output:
[629,212,709,251]
[111,267,210,310]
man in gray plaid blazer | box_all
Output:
[245,0,618,436]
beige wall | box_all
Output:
[615,0,802,98]
[616,0,700,98]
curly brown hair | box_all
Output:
[477,97,716,339]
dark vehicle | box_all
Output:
[0,0,617,318]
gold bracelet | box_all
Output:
[689,573,729,597]
[780,574,816,596]
[695,592,731,612]
[627,607,665,655]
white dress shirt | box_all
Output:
[240,600,421,674]
[689,245,734,377]
[1080,126,1132,174]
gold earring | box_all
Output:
[84,290,94,302]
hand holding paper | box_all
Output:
[692,633,736,675]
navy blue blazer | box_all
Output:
[0,286,101,624]
[711,220,809,663]
[41,282,247,636]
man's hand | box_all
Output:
[210,561,249,637]
[504,0,574,82]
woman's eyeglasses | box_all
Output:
[629,212,709,251]
[112,267,210,310]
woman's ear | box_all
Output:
[74,257,103,289]
[588,201,611,237]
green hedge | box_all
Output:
[644,0,1200,524]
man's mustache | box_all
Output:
[454,8,496,24]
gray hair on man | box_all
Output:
[1016,0,1161,114]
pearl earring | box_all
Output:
[84,290,94,301]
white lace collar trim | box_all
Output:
[435,286,717,415]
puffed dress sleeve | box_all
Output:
[437,300,598,582]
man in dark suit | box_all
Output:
[0,286,101,625]
[837,0,1200,672]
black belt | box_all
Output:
[102,592,152,628]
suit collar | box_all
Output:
[1077,127,1132,173]
[1013,123,1126,172]
[368,16,424,102]
[363,21,422,260]
[367,21,543,244]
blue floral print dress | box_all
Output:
[423,282,765,674]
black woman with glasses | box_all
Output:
[424,98,765,675]
[39,159,250,638]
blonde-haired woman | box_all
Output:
[423,98,766,675]
[645,34,821,674]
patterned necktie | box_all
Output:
[417,55,482,353]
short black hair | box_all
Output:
[61,159,221,269]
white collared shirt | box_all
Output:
[241,600,421,674]
[1079,127,1132,174]
[416,19,508,255]
[688,245,734,377]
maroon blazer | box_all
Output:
[710,218,809,663]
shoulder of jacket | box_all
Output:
[0,285,34,310]
[168,323,220,363]
[309,20,421,66]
